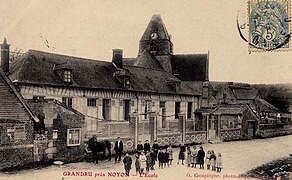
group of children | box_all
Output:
[124,143,223,177]
[177,143,223,173]
[157,145,173,168]
[205,150,223,172]
[133,145,174,176]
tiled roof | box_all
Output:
[231,87,259,100]
[194,107,216,114]
[134,50,163,69]
[27,99,85,117]
[9,50,202,96]
[255,98,279,112]
[10,50,122,89]
[171,54,208,81]
[140,14,170,41]
[0,68,37,123]
[123,58,136,66]
[212,104,251,115]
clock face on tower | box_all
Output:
[150,32,158,40]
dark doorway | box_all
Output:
[124,100,131,121]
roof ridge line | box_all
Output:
[27,49,110,64]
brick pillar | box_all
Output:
[149,112,157,143]
[178,114,186,143]
[129,113,139,148]
[217,114,221,139]
[0,38,10,74]
[205,114,209,141]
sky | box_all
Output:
[1,0,292,84]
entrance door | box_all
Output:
[248,121,255,139]
[102,99,111,120]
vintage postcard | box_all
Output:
[1,0,292,180]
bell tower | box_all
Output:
[138,14,173,56]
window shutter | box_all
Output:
[120,100,123,106]
[131,100,135,107]
[141,100,145,106]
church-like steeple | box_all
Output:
[138,14,173,56]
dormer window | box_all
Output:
[124,78,131,89]
[166,78,181,92]
[113,69,131,89]
[64,70,72,83]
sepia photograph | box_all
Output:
[1,0,292,179]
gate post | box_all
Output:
[149,112,157,143]
[129,113,139,149]
[178,113,186,143]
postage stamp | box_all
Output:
[248,0,291,52]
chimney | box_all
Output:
[0,38,10,74]
[112,49,123,69]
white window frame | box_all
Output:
[53,130,58,139]
[67,128,81,146]
[62,97,73,108]
[87,98,97,107]
[64,70,72,83]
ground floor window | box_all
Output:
[187,102,193,119]
[67,128,81,146]
[175,102,181,119]
[62,97,73,108]
[143,100,152,119]
[195,114,204,131]
[0,124,26,144]
[87,98,97,107]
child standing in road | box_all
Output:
[210,150,217,171]
[186,146,192,167]
[205,150,211,170]
[164,148,170,168]
[135,155,141,176]
[167,144,173,165]
[146,151,152,172]
[158,148,164,169]
[216,153,223,173]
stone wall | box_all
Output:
[0,146,34,170]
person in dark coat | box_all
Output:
[114,136,124,163]
[123,153,132,176]
[164,148,170,168]
[177,143,186,165]
[150,148,156,170]
[197,146,205,169]
[157,148,164,169]
[137,141,144,155]
[135,155,141,176]
[88,135,98,164]
[144,140,151,152]
[152,140,159,160]
[145,151,152,172]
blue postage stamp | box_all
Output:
[248,0,291,51]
